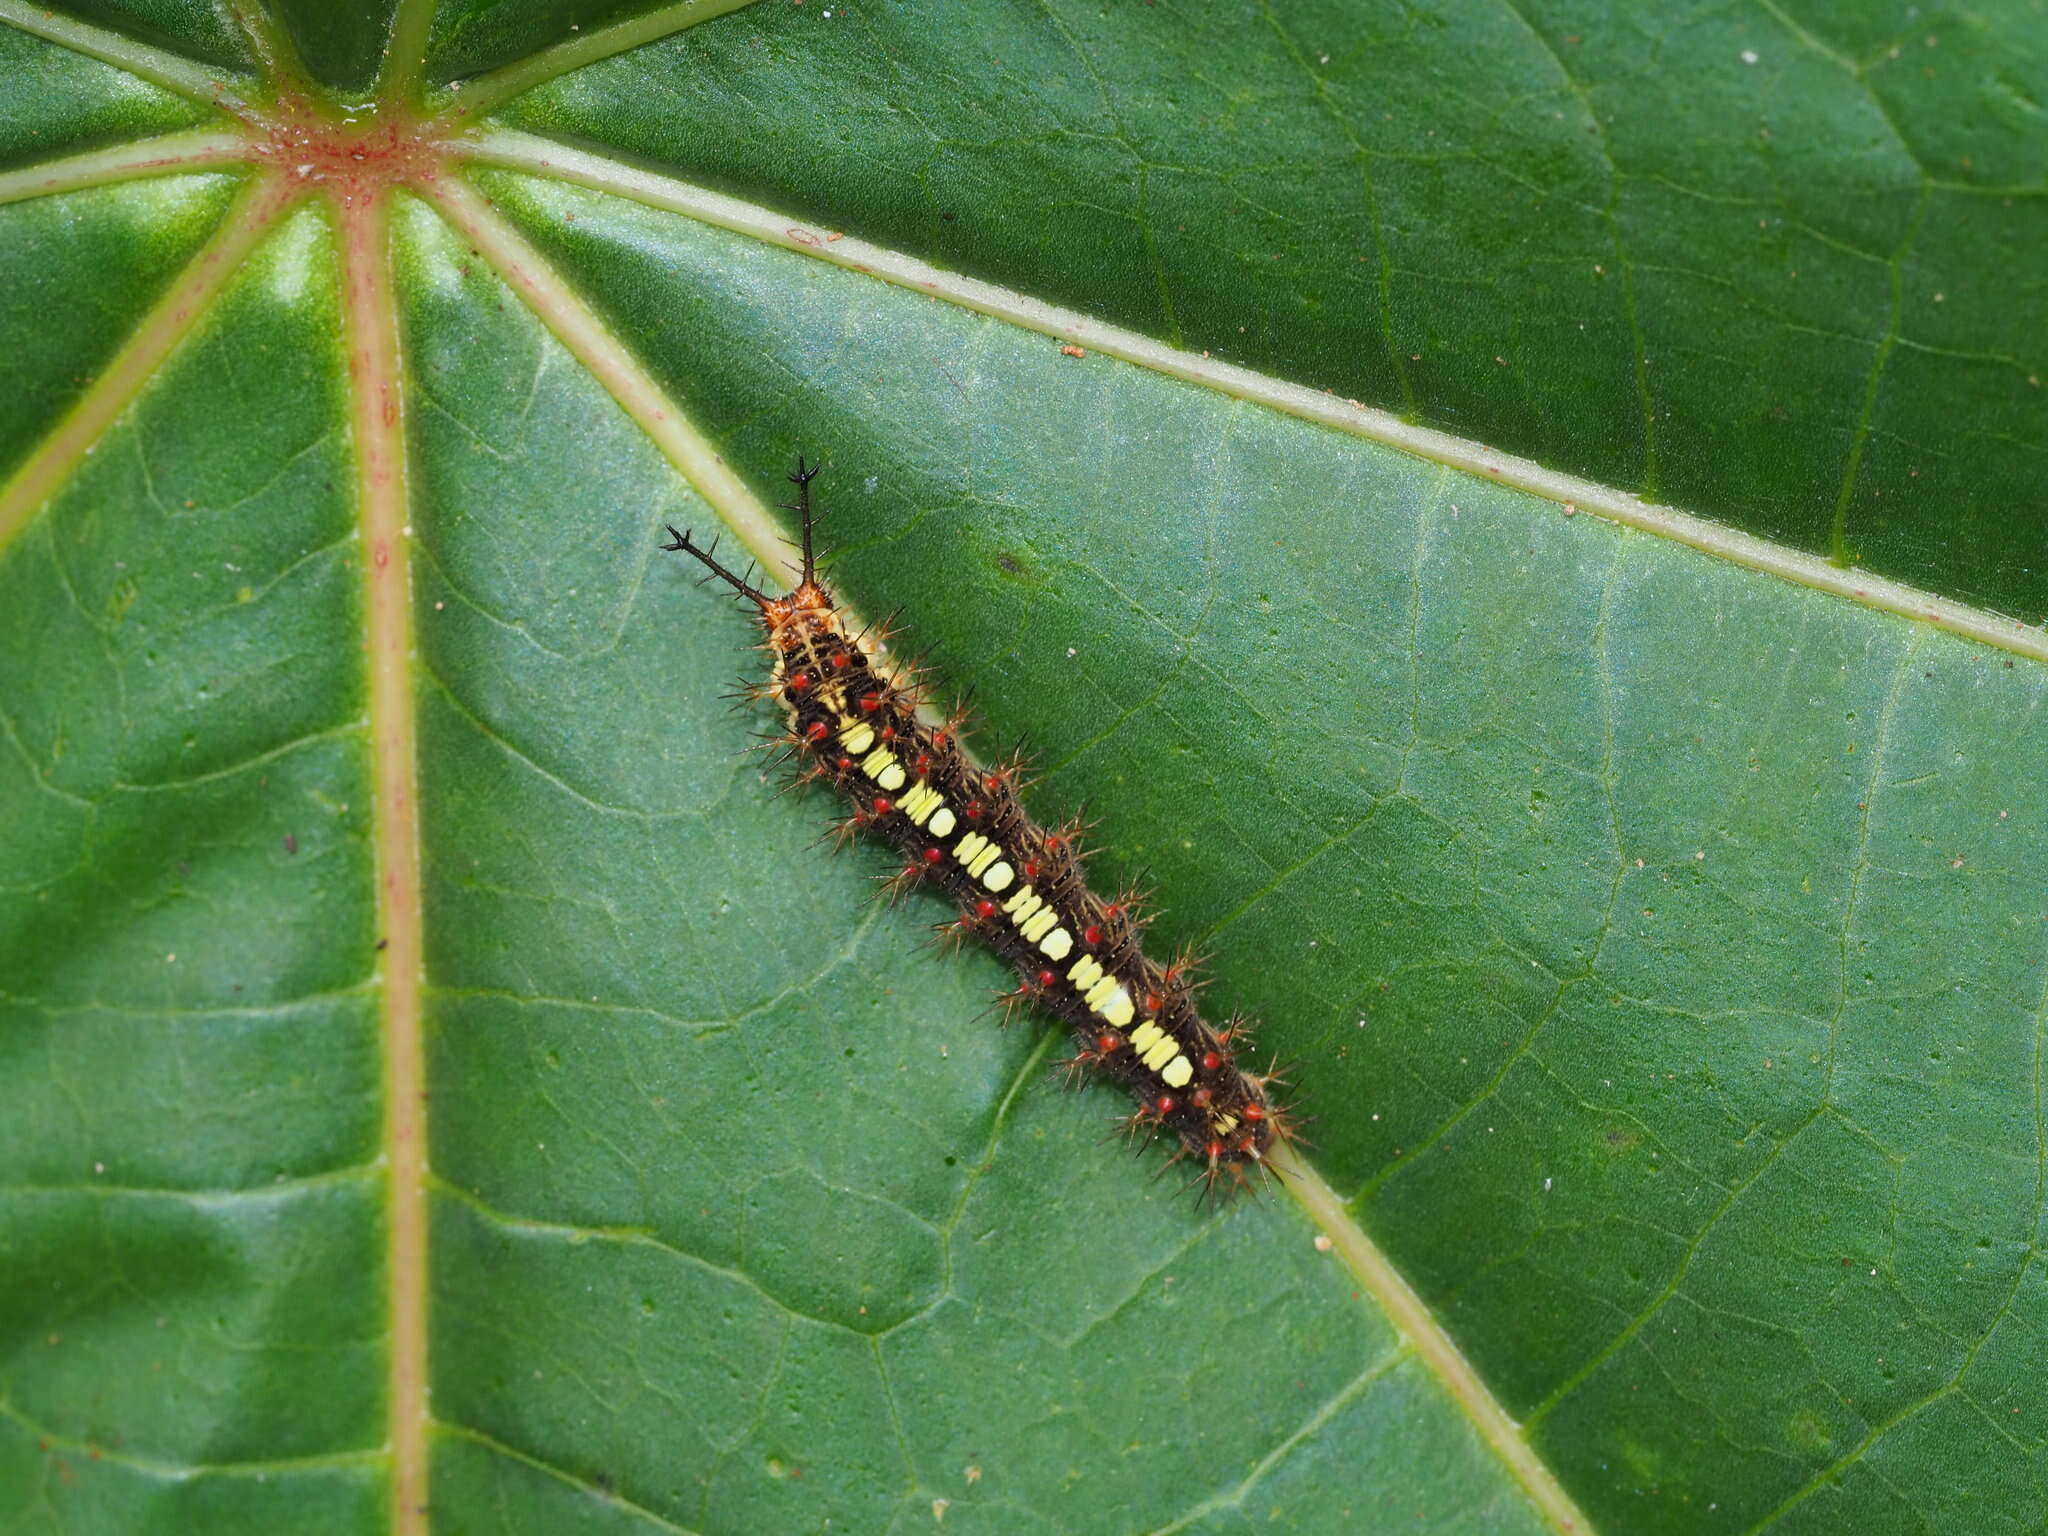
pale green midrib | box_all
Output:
[454,127,2048,664]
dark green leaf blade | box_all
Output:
[490,0,2048,617]
[0,173,245,483]
[396,192,1557,1534]
[481,166,2048,1532]
[0,202,383,1528]
[0,26,213,169]
[5,2,2046,1531]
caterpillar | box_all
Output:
[664,460,1292,1193]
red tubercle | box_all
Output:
[859,692,882,713]
[787,671,813,693]
[1023,860,1041,881]
[975,899,997,919]
[1154,1095,1177,1116]
[804,720,829,743]
[1096,1031,1121,1053]
[1201,1050,1222,1072]
[924,847,944,863]
[873,797,893,815]
[1242,1102,1266,1122]
[1083,925,1102,947]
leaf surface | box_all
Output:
[1,4,2043,1535]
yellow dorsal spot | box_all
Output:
[982,861,1014,892]
[1140,1034,1177,1072]
[1160,1055,1194,1089]
[1083,975,1119,1013]
[1098,987,1135,1028]
[1002,885,1057,939]
[1213,1113,1239,1136]
[953,832,1001,878]
[1039,927,1073,960]
[839,720,876,754]
[1067,955,1104,991]
[928,807,956,838]
[900,782,945,827]
[1130,1022,1164,1054]
[861,746,900,783]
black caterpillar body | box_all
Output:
[665,461,1292,1191]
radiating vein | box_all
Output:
[0,0,255,114]
[381,0,440,107]
[419,172,791,584]
[454,128,2048,662]
[428,0,768,123]
[0,128,252,207]
[0,172,290,555]
[337,182,431,1536]
[1282,1149,1596,1533]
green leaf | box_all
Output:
[491,0,2048,620]
[2,4,2043,1535]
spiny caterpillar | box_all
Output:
[664,460,1294,1193]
